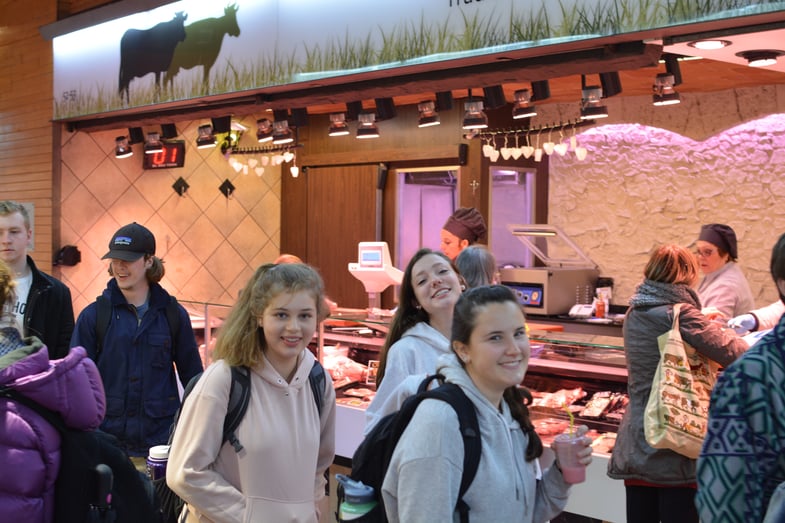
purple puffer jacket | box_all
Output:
[0,340,106,523]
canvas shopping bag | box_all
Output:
[643,303,719,459]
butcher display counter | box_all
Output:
[525,330,627,522]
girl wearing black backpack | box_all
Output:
[167,263,336,523]
[382,285,592,522]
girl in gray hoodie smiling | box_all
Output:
[382,285,592,522]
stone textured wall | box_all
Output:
[539,85,785,309]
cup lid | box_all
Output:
[149,444,170,459]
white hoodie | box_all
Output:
[382,354,570,523]
[364,321,450,433]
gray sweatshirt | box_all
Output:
[381,354,570,522]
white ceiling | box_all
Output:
[659,26,785,73]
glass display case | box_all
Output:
[525,330,627,458]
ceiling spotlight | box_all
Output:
[356,112,380,139]
[687,39,731,50]
[374,98,396,120]
[328,113,350,136]
[160,123,178,139]
[736,49,784,67]
[599,71,623,97]
[462,99,488,130]
[482,85,506,110]
[652,73,681,106]
[196,124,216,149]
[128,127,144,145]
[272,120,294,144]
[256,118,273,142]
[512,89,537,119]
[435,91,454,111]
[115,136,133,159]
[580,86,609,120]
[417,101,440,127]
[144,132,163,154]
[531,80,551,101]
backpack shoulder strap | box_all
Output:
[420,382,481,523]
[0,386,66,433]
[309,360,326,416]
[95,295,111,358]
[224,365,252,452]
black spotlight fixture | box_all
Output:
[462,89,488,130]
[531,80,551,101]
[512,89,537,119]
[144,132,163,154]
[599,72,623,97]
[417,101,440,127]
[127,127,145,145]
[374,98,396,120]
[435,91,453,111]
[289,107,309,127]
[196,124,216,149]
[328,113,350,136]
[211,116,232,134]
[346,101,363,121]
[272,120,294,145]
[580,75,609,119]
[256,118,273,143]
[160,123,178,139]
[652,73,681,106]
[663,54,683,86]
[115,136,133,158]
[356,112,380,139]
[482,85,506,110]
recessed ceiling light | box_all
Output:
[687,39,732,50]
[736,49,785,67]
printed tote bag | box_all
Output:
[643,303,719,459]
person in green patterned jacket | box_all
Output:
[696,231,785,522]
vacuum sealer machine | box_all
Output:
[499,224,599,316]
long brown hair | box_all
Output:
[451,284,543,461]
[214,263,328,367]
[376,248,461,386]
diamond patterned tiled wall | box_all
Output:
[58,117,282,316]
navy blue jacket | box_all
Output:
[70,279,203,456]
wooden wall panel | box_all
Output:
[0,1,58,273]
[306,165,378,309]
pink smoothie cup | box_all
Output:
[552,432,586,484]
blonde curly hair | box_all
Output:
[0,259,17,321]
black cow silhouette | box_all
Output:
[118,12,188,104]
[164,4,241,93]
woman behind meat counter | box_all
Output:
[607,244,748,523]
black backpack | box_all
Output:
[0,386,159,523]
[155,360,327,523]
[95,294,180,358]
[339,374,481,523]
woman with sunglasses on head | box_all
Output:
[694,223,755,321]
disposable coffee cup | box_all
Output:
[552,432,586,484]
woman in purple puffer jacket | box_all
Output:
[0,258,105,523]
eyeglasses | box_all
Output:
[694,248,716,258]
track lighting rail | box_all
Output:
[227,143,304,155]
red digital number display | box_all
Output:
[143,141,185,169]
